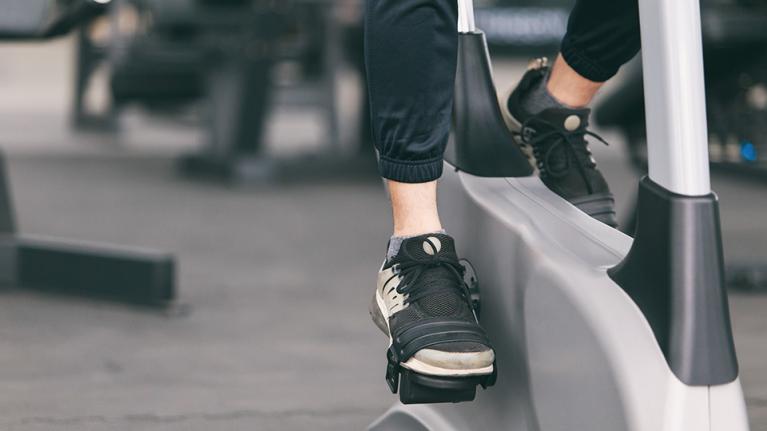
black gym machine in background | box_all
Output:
[597,0,767,182]
[474,0,570,55]
[74,0,373,183]
[0,0,176,307]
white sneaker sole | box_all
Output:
[369,289,495,377]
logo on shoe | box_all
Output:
[564,115,581,131]
[422,236,442,255]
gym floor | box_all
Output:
[0,39,765,431]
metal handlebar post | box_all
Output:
[639,0,711,196]
[457,0,476,34]
[459,0,711,195]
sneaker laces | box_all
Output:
[386,248,470,306]
[514,118,609,194]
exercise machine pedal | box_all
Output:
[384,348,497,405]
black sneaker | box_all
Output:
[503,59,618,227]
[369,233,495,377]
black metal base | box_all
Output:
[622,196,766,293]
[0,150,176,308]
[385,350,497,405]
[609,177,738,386]
[6,235,175,307]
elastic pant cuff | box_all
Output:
[378,156,444,183]
[560,41,617,83]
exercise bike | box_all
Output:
[370,0,750,429]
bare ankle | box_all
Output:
[387,179,443,237]
[546,54,603,108]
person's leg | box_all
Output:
[559,0,641,85]
[546,54,603,108]
[389,180,442,237]
[503,0,640,227]
[365,0,457,185]
[386,180,443,259]
[365,0,495,380]
[364,0,454,250]
[547,0,641,106]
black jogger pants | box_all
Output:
[365,0,641,183]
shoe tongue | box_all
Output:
[396,234,465,317]
[398,233,457,261]
[537,107,591,132]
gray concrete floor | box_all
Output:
[0,156,392,431]
[0,39,765,430]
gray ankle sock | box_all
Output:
[387,230,446,261]
[519,70,574,115]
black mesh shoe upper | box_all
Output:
[507,66,618,227]
[517,107,610,198]
[385,234,490,354]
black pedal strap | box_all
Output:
[390,319,492,363]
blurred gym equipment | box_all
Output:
[474,0,571,55]
[597,0,767,180]
[0,0,176,307]
[0,0,109,39]
[73,0,373,183]
[596,0,767,291]
[371,0,749,428]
